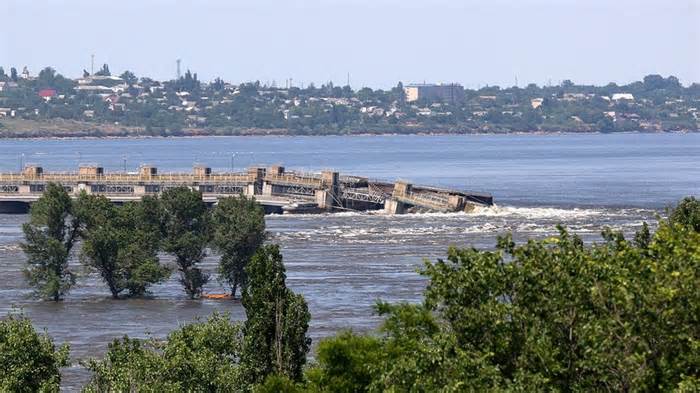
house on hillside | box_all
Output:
[404,83,465,103]
[0,81,19,92]
[612,93,634,101]
[530,98,544,109]
[38,88,57,101]
[75,85,114,94]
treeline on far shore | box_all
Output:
[2,65,699,136]
[1,192,699,392]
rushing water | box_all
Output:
[0,133,698,391]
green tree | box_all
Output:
[21,183,83,301]
[254,375,304,393]
[84,313,242,392]
[83,246,311,392]
[305,198,700,391]
[119,70,137,85]
[596,115,615,133]
[160,187,210,299]
[306,332,382,393]
[0,313,69,392]
[211,195,266,297]
[241,245,311,386]
[95,63,111,77]
[80,195,170,298]
[669,196,700,232]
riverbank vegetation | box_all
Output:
[3,197,699,391]
[1,65,699,137]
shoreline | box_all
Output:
[0,128,696,141]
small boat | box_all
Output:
[202,293,233,300]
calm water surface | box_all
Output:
[0,133,697,390]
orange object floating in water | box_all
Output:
[202,293,233,300]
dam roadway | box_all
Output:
[0,164,493,214]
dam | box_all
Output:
[0,164,493,214]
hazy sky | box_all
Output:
[2,0,699,88]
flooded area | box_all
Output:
[0,133,697,390]
[0,206,658,390]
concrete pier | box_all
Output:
[0,164,493,214]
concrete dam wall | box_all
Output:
[0,164,493,214]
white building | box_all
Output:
[612,93,634,101]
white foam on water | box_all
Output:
[265,204,644,222]
[0,244,22,252]
[470,204,604,220]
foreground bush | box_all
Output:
[0,314,69,392]
[304,206,700,392]
[83,313,242,392]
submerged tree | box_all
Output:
[80,195,170,298]
[211,195,266,298]
[241,245,311,385]
[160,187,210,299]
[21,183,83,301]
[0,313,69,392]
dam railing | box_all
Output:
[0,164,493,214]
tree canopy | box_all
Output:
[302,216,700,392]
[84,313,243,392]
[0,314,69,392]
[160,186,210,299]
[211,195,266,297]
[241,245,312,386]
[21,183,84,301]
[79,194,170,298]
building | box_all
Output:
[38,89,57,101]
[404,83,464,103]
[0,81,19,92]
[612,93,634,101]
[530,98,544,109]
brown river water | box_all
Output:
[0,207,657,391]
[1,133,697,390]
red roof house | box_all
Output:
[38,88,57,99]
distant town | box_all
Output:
[0,64,698,137]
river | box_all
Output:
[0,133,698,390]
